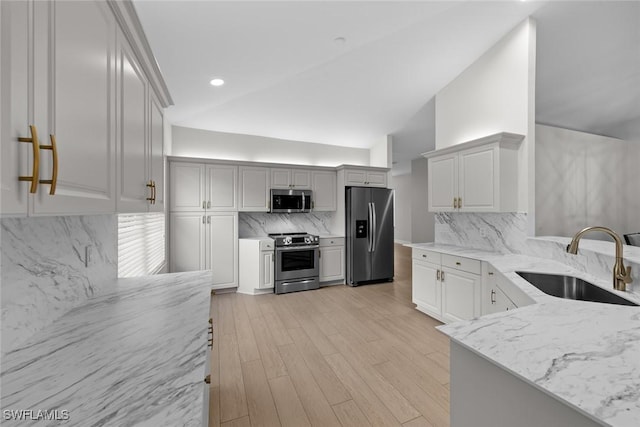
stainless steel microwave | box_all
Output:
[270,189,312,213]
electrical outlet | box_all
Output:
[479,228,488,238]
[85,246,93,267]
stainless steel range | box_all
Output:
[269,232,320,294]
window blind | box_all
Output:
[118,213,165,277]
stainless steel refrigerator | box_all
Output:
[346,187,394,286]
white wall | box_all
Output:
[435,18,537,228]
[171,125,370,167]
[391,173,412,243]
[411,158,435,243]
[536,125,640,238]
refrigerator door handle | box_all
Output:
[371,202,377,252]
[367,202,373,252]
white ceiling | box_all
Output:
[134,1,640,169]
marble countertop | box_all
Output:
[406,242,640,426]
[1,271,214,427]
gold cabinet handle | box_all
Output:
[146,180,154,203]
[491,289,496,304]
[441,270,445,281]
[18,125,40,193]
[207,200,211,209]
[204,375,211,384]
[152,181,157,204]
[38,134,58,195]
[436,269,441,281]
[453,197,457,209]
[457,197,462,208]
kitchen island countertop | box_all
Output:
[406,242,640,427]
[1,271,214,426]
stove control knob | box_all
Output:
[305,236,311,244]
[284,236,292,245]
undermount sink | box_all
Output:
[516,271,639,307]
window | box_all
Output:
[118,213,165,277]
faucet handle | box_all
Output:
[618,266,633,284]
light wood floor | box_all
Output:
[208,244,450,427]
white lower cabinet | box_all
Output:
[482,266,533,315]
[238,238,275,294]
[169,212,238,289]
[411,248,481,323]
[319,237,344,282]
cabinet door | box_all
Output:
[366,171,387,187]
[344,170,366,186]
[32,0,116,215]
[412,259,441,316]
[149,93,164,212]
[428,154,458,212]
[270,168,291,189]
[169,162,205,211]
[485,285,517,315]
[239,166,270,211]
[260,251,274,289]
[170,212,206,272]
[441,267,480,323]
[311,171,336,211]
[0,0,30,216]
[206,164,237,211]
[291,170,311,189]
[116,34,148,213]
[319,246,344,282]
[207,212,238,288]
[459,145,498,212]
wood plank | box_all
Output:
[285,304,339,356]
[287,327,352,406]
[325,353,402,427]
[268,375,311,427]
[326,332,421,423]
[332,400,371,427]
[221,416,251,427]
[324,315,388,367]
[263,311,294,346]
[219,332,248,422]
[375,361,449,427]
[278,343,343,427]
[249,315,288,379]
[270,294,302,330]
[370,339,449,386]
[403,416,434,427]
[238,293,262,320]
[232,295,261,363]
[218,294,237,336]
[240,359,281,427]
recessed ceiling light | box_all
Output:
[209,78,225,87]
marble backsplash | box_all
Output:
[434,212,640,293]
[239,212,334,237]
[1,215,117,355]
[434,212,529,254]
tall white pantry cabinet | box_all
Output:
[1,0,171,217]
[169,161,239,289]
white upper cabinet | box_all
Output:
[149,93,165,212]
[239,166,270,212]
[343,168,388,188]
[31,0,117,215]
[270,168,311,189]
[1,0,30,216]
[311,171,337,211]
[1,0,170,217]
[116,32,147,213]
[169,162,205,212]
[206,164,237,211]
[424,133,523,213]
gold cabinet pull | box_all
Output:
[453,197,457,209]
[436,269,441,281]
[204,375,211,384]
[457,197,462,208]
[208,318,214,349]
[38,134,58,195]
[151,180,157,204]
[146,180,154,203]
[441,270,445,281]
[18,125,40,193]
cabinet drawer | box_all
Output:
[320,237,344,247]
[441,254,481,275]
[412,248,441,264]
[260,239,275,251]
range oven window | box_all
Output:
[280,249,315,271]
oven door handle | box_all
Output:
[275,245,320,251]
[301,191,305,212]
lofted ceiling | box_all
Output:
[133,1,640,171]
